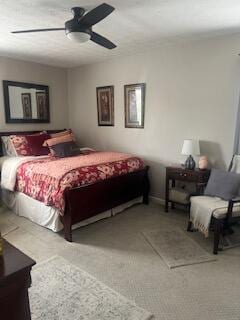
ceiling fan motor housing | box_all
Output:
[71,7,85,18]
[65,7,91,37]
[65,20,92,37]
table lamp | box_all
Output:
[181,139,200,170]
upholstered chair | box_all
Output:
[188,155,240,254]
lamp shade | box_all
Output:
[181,139,200,156]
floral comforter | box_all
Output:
[15,151,145,214]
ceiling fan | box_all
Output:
[12,3,116,49]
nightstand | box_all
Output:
[165,166,210,212]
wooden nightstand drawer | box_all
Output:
[167,168,199,182]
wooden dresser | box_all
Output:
[0,240,36,320]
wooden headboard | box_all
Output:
[0,129,65,156]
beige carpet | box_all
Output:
[1,202,240,320]
[142,228,216,269]
[0,209,19,236]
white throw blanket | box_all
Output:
[1,156,37,191]
[190,196,240,237]
[0,148,94,192]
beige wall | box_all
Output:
[3,34,239,199]
[68,33,240,199]
[0,56,68,131]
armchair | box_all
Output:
[188,155,240,254]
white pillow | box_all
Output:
[1,136,17,157]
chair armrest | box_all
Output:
[230,197,240,204]
[226,197,240,222]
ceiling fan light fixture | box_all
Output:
[66,31,91,43]
[12,4,116,49]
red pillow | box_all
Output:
[10,135,32,156]
[25,133,50,156]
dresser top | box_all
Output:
[0,240,36,281]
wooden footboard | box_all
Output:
[61,166,150,241]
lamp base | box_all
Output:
[184,155,195,170]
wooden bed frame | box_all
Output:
[0,130,150,242]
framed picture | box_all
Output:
[124,83,146,128]
[96,86,114,126]
[21,93,32,119]
[36,91,48,120]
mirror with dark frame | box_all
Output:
[3,80,50,123]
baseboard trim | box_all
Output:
[149,196,165,206]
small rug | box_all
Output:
[142,228,216,269]
[30,256,153,320]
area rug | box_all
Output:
[29,256,153,320]
[142,228,216,269]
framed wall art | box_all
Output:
[124,83,145,128]
[36,91,48,120]
[21,93,32,119]
[96,86,114,126]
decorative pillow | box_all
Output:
[9,131,46,156]
[50,141,81,158]
[43,129,73,146]
[1,136,17,156]
[204,169,240,201]
[44,133,78,157]
[44,133,75,146]
[25,133,50,156]
[10,135,33,156]
[50,129,72,138]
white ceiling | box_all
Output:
[1,0,240,68]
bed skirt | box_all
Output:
[2,189,142,232]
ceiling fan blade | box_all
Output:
[12,28,65,34]
[79,3,114,27]
[91,32,116,49]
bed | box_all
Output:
[0,130,150,241]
